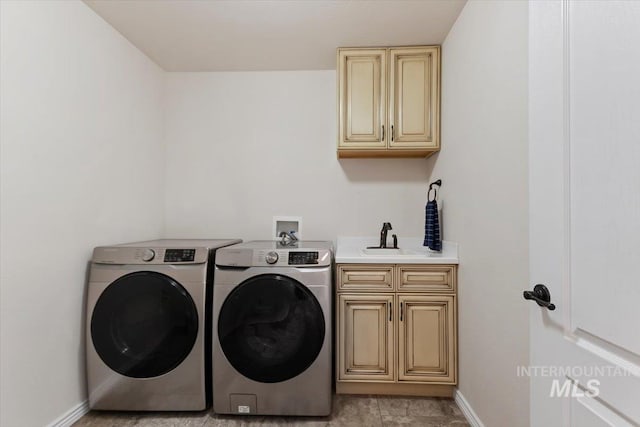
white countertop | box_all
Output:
[335,237,459,264]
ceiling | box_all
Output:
[84,0,466,72]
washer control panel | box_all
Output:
[288,251,319,265]
[215,242,333,267]
[250,249,327,266]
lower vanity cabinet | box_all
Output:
[336,264,457,397]
[398,295,456,383]
[338,294,394,381]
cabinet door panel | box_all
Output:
[389,47,440,149]
[338,294,394,381]
[338,49,387,148]
[398,295,455,383]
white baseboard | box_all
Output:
[454,389,485,427]
[47,400,89,427]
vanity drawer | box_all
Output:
[397,265,456,293]
[338,265,394,291]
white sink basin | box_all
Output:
[338,237,458,264]
[361,248,422,256]
[336,237,458,264]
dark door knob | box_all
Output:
[523,284,556,311]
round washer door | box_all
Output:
[217,274,325,383]
[91,271,198,378]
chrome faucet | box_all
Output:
[379,222,393,248]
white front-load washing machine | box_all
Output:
[212,240,334,416]
[86,238,240,411]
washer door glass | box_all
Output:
[218,274,325,383]
[91,271,198,378]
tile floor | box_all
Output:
[73,395,470,426]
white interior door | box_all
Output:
[529,1,640,426]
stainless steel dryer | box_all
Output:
[212,241,334,416]
[86,238,240,411]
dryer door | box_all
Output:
[217,274,325,383]
[91,271,198,378]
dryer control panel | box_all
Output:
[164,249,196,263]
[92,247,208,265]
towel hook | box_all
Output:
[428,179,442,201]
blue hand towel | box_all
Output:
[424,198,441,251]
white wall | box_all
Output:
[164,71,433,241]
[0,2,164,426]
[430,1,529,426]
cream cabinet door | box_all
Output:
[338,294,394,381]
[337,49,387,149]
[388,47,440,150]
[398,295,455,383]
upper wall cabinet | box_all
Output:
[337,46,441,158]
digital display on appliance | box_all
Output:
[164,249,196,262]
[288,251,319,265]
